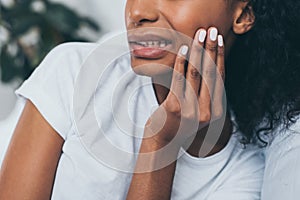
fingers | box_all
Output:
[198,27,218,122]
[212,35,226,119]
[168,27,226,123]
[185,29,206,99]
[169,45,189,100]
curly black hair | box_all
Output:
[226,0,300,144]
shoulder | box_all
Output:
[263,117,300,172]
[23,42,100,88]
[262,118,300,199]
[18,42,101,98]
[180,133,264,180]
[211,135,264,199]
[265,117,300,157]
[39,41,131,82]
[48,42,98,58]
[208,135,264,199]
[37,42,98,75]
[15,43,99,139]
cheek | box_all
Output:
[167,7,233,38]
[124,5,130,28]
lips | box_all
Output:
[128,33,173,59]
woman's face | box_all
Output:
[125,0,237,76]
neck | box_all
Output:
[152,74,172,104]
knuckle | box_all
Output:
[176,57,186,65]
[189,68,201,80]
[217,47,225,56]
[217,69,225,80]
[205,43,217,52]
[165,98,181,114]
[174,73,184,82]
[213,108,224,119]
[183,111,197,121]
[199,112,211,123]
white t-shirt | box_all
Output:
[262,119,300,200]
[16,42,264,200]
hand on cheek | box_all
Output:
[146,27,226,146]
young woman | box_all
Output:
[0,0,298,199]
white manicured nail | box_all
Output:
[218,35,224,47]
[180,45,188,55]
[198,30,207,43]
[210,28,218,41]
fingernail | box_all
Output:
[218,35,224,47]
[209,28,218,41]
[198,30,207,43]
[180,45,189,56]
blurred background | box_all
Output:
[0,0,125,162]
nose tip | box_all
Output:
[127,0,159,26]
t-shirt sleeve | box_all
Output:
[15,42,94,140]
[261,122,300,200]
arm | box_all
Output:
[0,100,64,200]
[126,137,180,200]
[127,27,226,200]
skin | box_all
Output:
[0,0,255,199]
[0,101,64,199]
[126,0,255,199]
[126,0,249,77]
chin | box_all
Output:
[130,54,176,77]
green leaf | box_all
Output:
[1,0,101,83]
[80,17,100,31]
[10,13,42,37]
[45,3,80,33]
[0,47,22,82]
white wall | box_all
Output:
[0,83,17,120]
[51,0,126,36]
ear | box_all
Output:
[232,1,255,35]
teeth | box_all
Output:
[136,40,169,48]
[139,42,147,46]
[160,41,167,48]
[154,41,160,46]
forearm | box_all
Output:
[126,137,181,200]
[0,101,63,200]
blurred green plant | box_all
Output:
[0,0,100,83]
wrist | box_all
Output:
[139,135,181,153]
[135,137,180,173]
